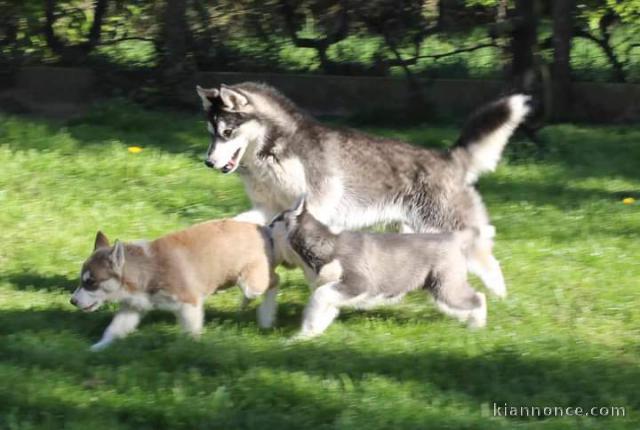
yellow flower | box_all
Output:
[128,146,143,154]
[623,197,636,205]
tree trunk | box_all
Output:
[510,0,538,91]
[160,0,188,71]
[159,0,192,99]
[551,0,575,120]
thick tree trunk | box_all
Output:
[551,0,575,120]
[510,0,538,91]
[159,0,192,99]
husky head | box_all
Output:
[196,83,273,174]
[70,231,126,312]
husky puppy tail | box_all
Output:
[453,94,531,184]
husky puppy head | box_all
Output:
[268,197,306,265]
[70,231,126,312]
[196,84,269,174]
[269,196,335,272]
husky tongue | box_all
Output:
[221,159,235,174]
[221,148,241,174]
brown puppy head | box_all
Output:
[70,231,126,312]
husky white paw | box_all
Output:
[90,341,110,352]
[257,306,276,329]
[486,270,507,299]
[468,293,487,329]
[480,224,496,239]
[288,331,319,343]
[508,94,532,124]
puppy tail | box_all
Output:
[453,94,531,184]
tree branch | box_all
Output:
[98,36,155,46]
[574,27,626,82]
[383,42,497,67]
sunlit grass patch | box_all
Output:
[0,103,638,429]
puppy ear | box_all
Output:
[196,85,219,109]
[110,240,125,271]
[292,194,307,217]
[94,231,110,250]
[219,84,249,111]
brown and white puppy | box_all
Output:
[71,220,279,351]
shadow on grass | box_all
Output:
[0,272,75,293]
[0,307,637,428]
[1,308,638,407]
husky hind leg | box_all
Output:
[432,275,487,329]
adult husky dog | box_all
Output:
[196,83,530,298]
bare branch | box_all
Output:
[98,36,155,46]
[383,41,497,67]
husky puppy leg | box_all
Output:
[467,235,506,298]
[91,306,144,351]
[297,282,343,338]
[257,287,279,329]
[433,276,487,328]
[240,264,279,328]
[177,301,205,337]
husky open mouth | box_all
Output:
[221,147,243,174]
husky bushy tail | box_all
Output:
[453,94,532,184]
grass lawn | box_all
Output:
[0,101,638,429]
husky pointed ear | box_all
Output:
[94,231,110,250]
[196,85,219,109]
[219,84,249,111]
[110,240,125,271]
[292,195,307,217]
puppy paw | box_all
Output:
[468,293,487,329]
[287,331,318,343]
[89,341,110,352]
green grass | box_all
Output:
[0,101,639,429]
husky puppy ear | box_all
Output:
[219,84,249,111]
[94,231,110,250]
[110,240,125,272]
[196,85,220,109]
[292,194,307,217]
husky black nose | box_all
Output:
[70,297,78,306]
[204,159,214,168]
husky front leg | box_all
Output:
[177,301,205,337]
[295,282,343,339]
[91,306,144,351]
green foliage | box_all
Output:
[0,102,639,429]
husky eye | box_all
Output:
[83,278,99,291]
[222,129,233,139]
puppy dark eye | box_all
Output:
[83,278,98,291]
[222,129,233,138]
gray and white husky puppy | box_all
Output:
[196,82,531,298]
[270,198,487,338]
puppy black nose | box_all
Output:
[204,159,214,168]
[70,298,78,306]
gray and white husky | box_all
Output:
[270,197,487,338]
[196,82,531,298]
